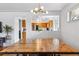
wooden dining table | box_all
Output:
[0,38,79,56]
[0,43,79,56]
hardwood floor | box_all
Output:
[0,38,79,56]
[59,41,79,52]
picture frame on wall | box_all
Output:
[67,11,71,22]
[67,6,79,22]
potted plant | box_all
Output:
[3,24,13,39]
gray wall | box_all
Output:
[0,11,61,46]
[61,3,79,49]
[26,11,61,43]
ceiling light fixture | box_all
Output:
[31,3,48,15]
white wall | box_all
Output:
[0,11,61,46]
[61,3,79,49]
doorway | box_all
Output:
[19,19,26,48]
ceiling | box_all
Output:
[0,3,69,12]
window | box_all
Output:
[31,16,59,31]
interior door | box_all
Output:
[21,19,26,48]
